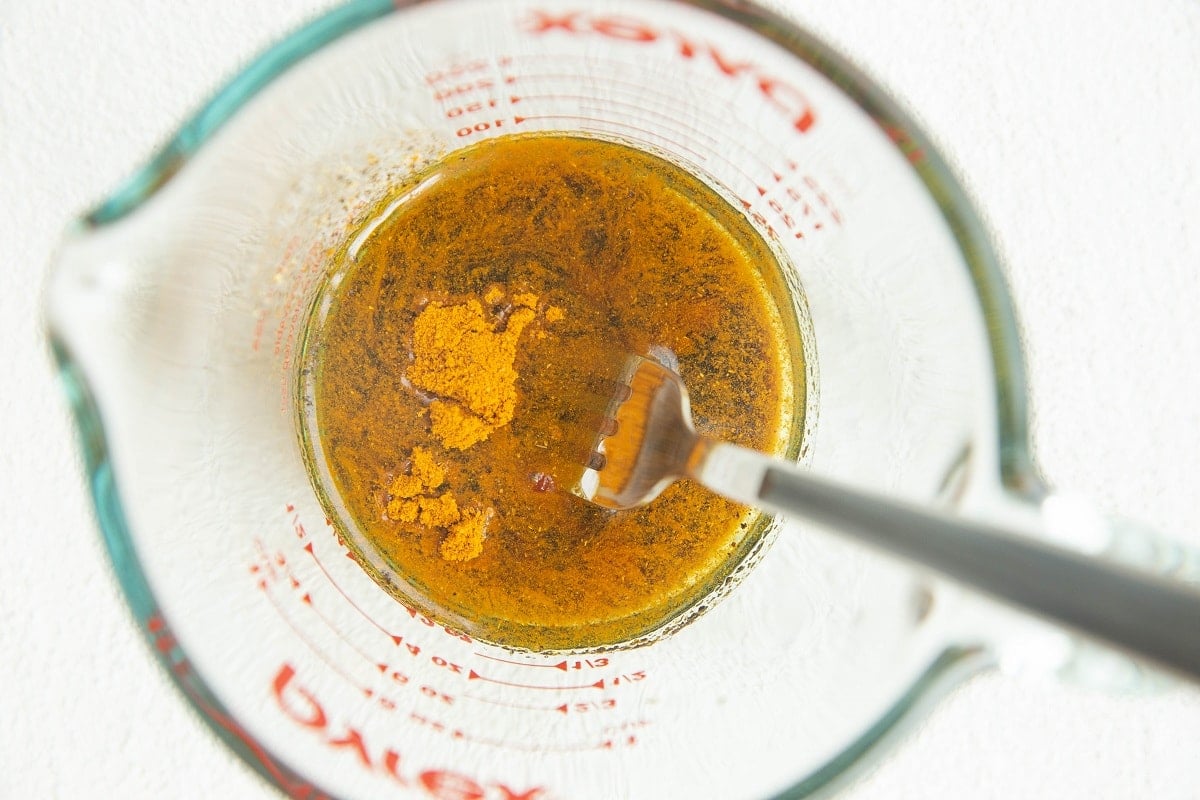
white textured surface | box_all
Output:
[3,1,1200,798]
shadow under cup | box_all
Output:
[47,1,1033,798]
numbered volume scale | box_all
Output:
[48,2,1200,799]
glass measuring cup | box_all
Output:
[44,0,1200,798]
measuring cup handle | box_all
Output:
[1025,493,1200,687]
[698,442,1200,683]
[761,468,1200,682]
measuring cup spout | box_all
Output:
[45,223,141,352]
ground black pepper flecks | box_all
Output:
[305,134,804,650]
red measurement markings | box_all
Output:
[300,521,471,647]
[423,55,514,86]
[565,657,610,670]
[259,580,373,697]
[517,71,778,179]
[514,92,720,147]
[417,684,455,706]
[439,82,723,167]
[503,60,784,181]
[426,51,824,236]
[274,664,547,799]
[738,168,844,242]
[408,712,632,754]
[802,173,843,226]
[370,669,455,710]
[467,669,606,691]
[264,553,470,714]
[512,115,709,163]
[431,77,505,101]
[462,694,566,713]
[513,22,823,192]
[476,653,563,670]
[297,589,381,670]
[421,57,513,140]
[423,61,707,157]
[499,62,812,222]
[430,655,469,676]
[397,603,474,644]
[289,510,468,647]
[466,731,633,754]
[444,97,510,118]
[521,10,816,135]
[303,541,408,646]
[452,117,513,138]
[476,654,612,672]
[505,67,701,118]
[604,718,654,734]
[250,540,301,589]
[607,671,648,687]
[727,126,812,182]
[375,664,459,713]
[559,699,618,714]
[259,574,449,713]
[285,503,310,543]
[248,559,277,586]
[376,663,410,685]
[143,631,331,800]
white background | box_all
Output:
[3,0,1200,798]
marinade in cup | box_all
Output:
[301,133,806,650]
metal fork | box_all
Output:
[569,354,1200,681]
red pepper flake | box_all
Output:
[531,472,555,493]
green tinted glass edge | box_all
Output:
[84,0,397,227]
[60,1,1037,798]
[58,2,395,797]
[704,2,1038,796]
[50,337,338,799]
[771,646,995,800]
[702,0,1037,492]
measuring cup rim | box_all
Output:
[53,1,1035,797]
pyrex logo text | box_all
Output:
[274,664,548,800]
[524,10,817,134]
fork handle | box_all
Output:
[693,440,1200,682]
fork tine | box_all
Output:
[568,354,699,510]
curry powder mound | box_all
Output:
[441,508,491,563]
[304,133,804,651]
[409,295,542,450]
[401,290,554,560]
[385,446,488,554]
[387,446,444,502]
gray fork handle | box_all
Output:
[695,441,1200,682]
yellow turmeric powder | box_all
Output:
[386,447,443,519]
[410,447,445,488]
[387,446,444,502]
[385,293,554,561]
[305,134,803,650]
[417,492,460,528]
[408,295,539,450]
[440,508,491,562]
[426,403,496,452]
[385,446,491,559]
[401,291,552,556]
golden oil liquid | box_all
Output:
[300,133,805,650]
